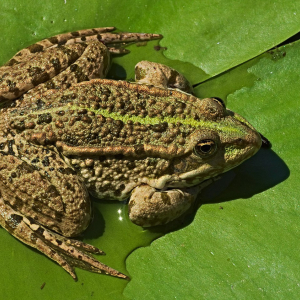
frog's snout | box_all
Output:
[231,111,262,152]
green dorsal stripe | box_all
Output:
[73,105,246,136]
[27,104,246,136]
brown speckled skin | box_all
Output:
[0,28,261,280]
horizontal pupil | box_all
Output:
[200,144,211,152]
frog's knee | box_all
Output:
[128,185,195,227]
[135,61,193,94]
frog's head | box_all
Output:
[160,97,262,188]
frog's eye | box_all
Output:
[194,139,217,157]
[212,97,226,108]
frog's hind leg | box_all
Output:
[0,28,162,101]
[3,27,162,69]
[0,148,127,280]
[42,31,162,54]
[23,40,111,99]
[0,41,109,101]
[3,27,116,67]
[0,199,127,280]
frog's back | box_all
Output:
[6,79,217,157]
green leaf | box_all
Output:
[124,40,300,300]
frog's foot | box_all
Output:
[4,27,162,68]
[0,198,128,281]
[135,61,193,94]
[128,185,197,227]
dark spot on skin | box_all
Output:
[96,34,102,42]
[70,64,78,72]
[151,122,168,133]
[48,37,59,44]
[27,44,44,53]
[31,71,51,87]
[46,185,60,198]
[50,58,62,75]
[81,36,86,42]
[8,214,23,228]
[58,40,67,46]
[6,80,20,95]
[5,58,19,66]
[30,233,38,244]
[11,197,24,211]
[71,31,80,37]
[70,64,89,82]
[59,46,82,64]
[31,157,39,164]
[56,239,62,246]
[36,99,45,108]
[16,162,35,174]
[42,156,50,167]
[54,211,63,223]
[37,113,52,124]
[56,167,76,175]
[36,227,45,235]
[77,109,87,114]
[8,140,15,155]
[57,167,65,174]
[81,115,92,123]
[10,120,25,131]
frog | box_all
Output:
[0,27,262,281]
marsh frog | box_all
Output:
[0,27,262,280]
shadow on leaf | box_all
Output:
[148,147,289,235]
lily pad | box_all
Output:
[0,1,300,300]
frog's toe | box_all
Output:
[0,198,128,281]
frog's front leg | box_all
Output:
[128,185,198,227]
[0,145,127,280]
[128,178,218,227]
[135,61,193,94]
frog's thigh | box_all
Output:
[135,61,193,94]
[0,151,91,237]
[128,185,196,227]
[25,40,110,99]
